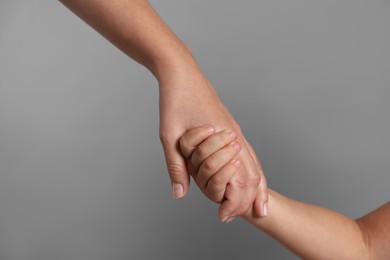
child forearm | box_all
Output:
[243,190,370,259]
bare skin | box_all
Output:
[180,126,390,259]
[59,0,268,220]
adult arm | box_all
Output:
[59,0,268,220]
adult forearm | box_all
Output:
[60,0,268,219]
[243,190,369,259]
[59,0,196,82]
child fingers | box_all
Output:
[205,159,241,203]
[218,178,245,222]
[179,125,215,159]
[195,141,241,184]
[190,129,238,171]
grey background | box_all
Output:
[0,1,389,259]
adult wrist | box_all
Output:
[148,43,201,86]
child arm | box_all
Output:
[180,126,390,259]
[244,139,390,259]
[244,192,389,260]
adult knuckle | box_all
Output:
[166,163,186,179]
[159,128,168,141]
[234,174,247,189]
[159,131,172,146]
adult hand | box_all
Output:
[59,0,268,221]
[159,63,268,221]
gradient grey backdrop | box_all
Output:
[1,1,389,259]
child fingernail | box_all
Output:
[221,211,232,222]
[232,142,241,151]
[226,216,236,223]
[206,126,215,133]
[172,183,184,199]
[221,215,229,223]
[232,159,241,167]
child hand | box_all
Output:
[179,126,244,219]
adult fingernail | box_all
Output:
[172,183,184,199]
[262,202,269,217]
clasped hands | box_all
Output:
[179,126,269,222]
[158,65,268,222]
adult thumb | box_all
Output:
[163,143,190,199]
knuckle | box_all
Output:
[159,131,172,147]
[233,173,247,190]
[195,127,205,138]
[178,138,188,152]
[196,143,208,158]
[220,131,234,143]
[202,158,216,172]
[160,127,182,146]
[166,163,186,180]
[207,177,225,194]
[228,143,240,155]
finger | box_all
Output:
[163,141,191,199]
[218,169,247,222]
[179,125,215,159]
[245,138,268,217]
[220,146,261,220]
[191,129,238,172]
[205,159,241,203]
[195,141,241,188]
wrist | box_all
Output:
[149,43,202,87]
